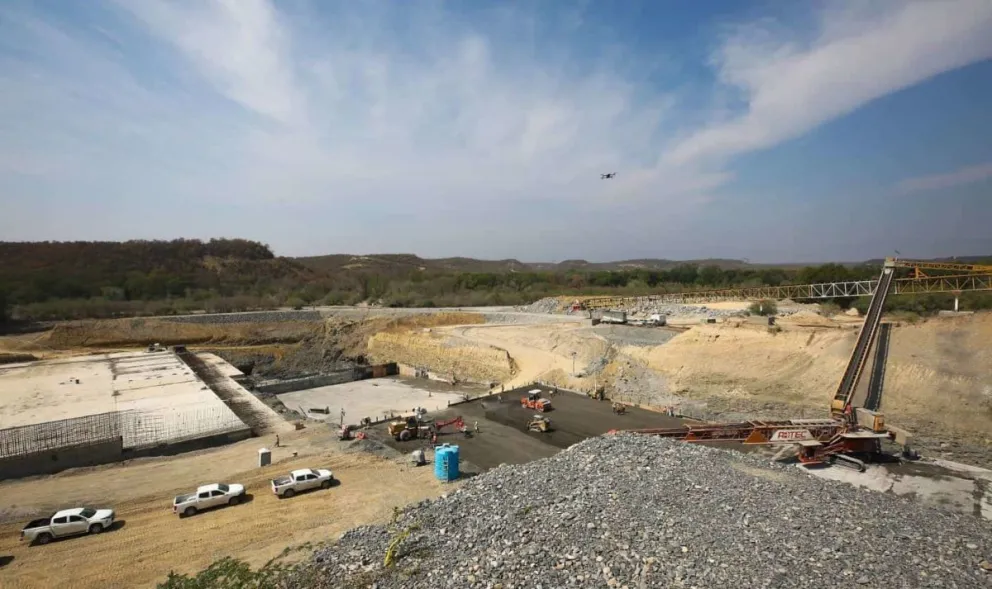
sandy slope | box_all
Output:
[421,312,992,463]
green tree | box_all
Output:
[0,289,9,324]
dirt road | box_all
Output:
[0,429,447,588]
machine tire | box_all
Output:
[228,495,240,506]
[36,533,52,545]
[320,480,331,489]
[399,429,412,442]
[88,523,104,535]
[283,489,295,499]
[183,506,196,517]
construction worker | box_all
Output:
[473,420,480,433]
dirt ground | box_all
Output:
[0,427,448,589]
[373,387,684,472]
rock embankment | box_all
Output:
[367,331,514,384]
[286,435,992,588]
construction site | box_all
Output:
[0,257,990,587]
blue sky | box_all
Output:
[1,0,991,263]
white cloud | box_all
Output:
[895,161,992,194]
[0,0,990,256]
[666,0,992,165]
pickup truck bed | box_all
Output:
[22,518,51,531]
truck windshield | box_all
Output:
[217,484,229,492]
[79,508,97,518]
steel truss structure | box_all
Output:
[581,273,992,308]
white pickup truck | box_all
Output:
[271,468,334,498]
[21,507,115,545]
[173,483,246,517]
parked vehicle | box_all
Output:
[600,310,627,324]
[21,507,115,545]
[173,483,246,517]
[649,313,667,326]
[271,468,334,498]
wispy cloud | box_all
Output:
[666,0,992,165]
[895,162,992,194]
[0,0,990,256]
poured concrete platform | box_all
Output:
[278,377,469,424]
[0,351,248,449]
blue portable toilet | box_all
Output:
[434,444,460,482]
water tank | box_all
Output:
[433,444,460,482]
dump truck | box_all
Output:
[600,310,627,324]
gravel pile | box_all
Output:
[162,309,323,324]
[527,297,814,320]
[288,435,992,588]
[524,297,562,314]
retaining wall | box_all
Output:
[123,428,252,459]
[258,363,399,395]
[256,370,356,394]
[0,438,123,480]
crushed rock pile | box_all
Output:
[286,435,992,589]
[525,297,563,314]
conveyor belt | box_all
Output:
[831,264,895,417]
[864,322,891,412]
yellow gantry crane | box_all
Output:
[889,258,992,279]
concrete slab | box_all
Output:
[278,378,468,425]
[0,352,248,450]
[805,458,992,521]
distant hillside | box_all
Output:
[298,253,992,274]
[0,239,318,306]
[295,254,531,275]
[297,254,780,274]
[2,240,988,321]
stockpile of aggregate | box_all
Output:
[286,435,992,588]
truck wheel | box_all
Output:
[283,489,295,498]
[399,429,412,442]
[183,506,196,517]
[320,480,331,489]
[88,523,104,535]
[228,495,240,506]
[36,533,52,545]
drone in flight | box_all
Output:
[600,172,616,179]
